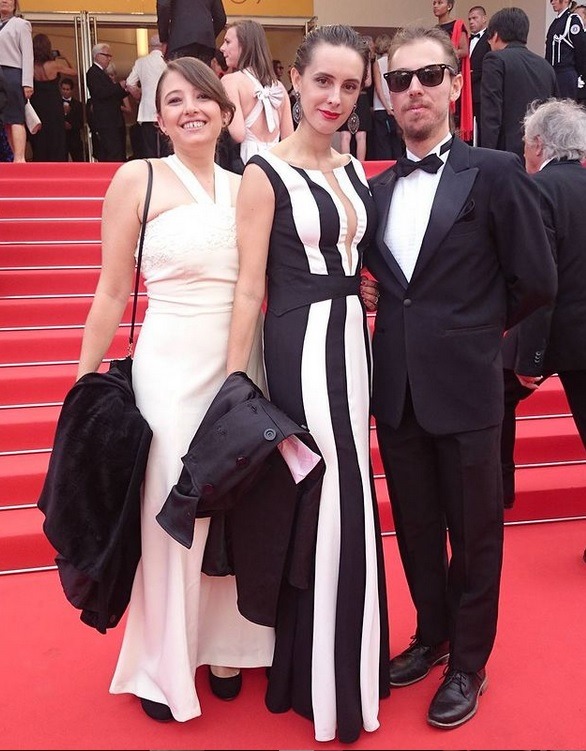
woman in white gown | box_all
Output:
[220,19,294,168]
[76,56,274,723]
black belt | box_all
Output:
[268,268,361,316]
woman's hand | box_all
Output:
[23,86,33,99]
[360,275,379,312]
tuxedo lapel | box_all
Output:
[372,169,409,289]
[411,139,479,283]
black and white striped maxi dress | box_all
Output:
[248,152,390,744]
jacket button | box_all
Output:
[403,298,412,307]
[236,455,249,468]
[201,483,214,496]
[263,428,277,441]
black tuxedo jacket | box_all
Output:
[502,159,586,375]
[157,0,226,56]
[366,138,557,434]
[85,63,126,130]
[63,96,83,133]
[469,32,490,105]
[480,43,558,160]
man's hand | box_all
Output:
[360,275,380,312]
[516,374,544,390]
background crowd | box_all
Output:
[3,0,586,163]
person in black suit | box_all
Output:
[367,25,556,729]
[480,7,558,162]
[85,43,127,161]
[157,0,226,65]
[467,5,490,143]
[500,97,586,509]
[59,77,84,161]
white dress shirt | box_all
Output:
[469,27,486,57]
[126,49,166,123]
[383,133,452,282]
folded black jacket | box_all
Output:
[38,357,152,633]
[157,371,325,628]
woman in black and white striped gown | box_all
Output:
[226,25,390,745]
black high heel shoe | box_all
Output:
[140,697,174,722]
[208,666,242,701]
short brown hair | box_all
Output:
[388,25,458,71]
[155,56,236,125]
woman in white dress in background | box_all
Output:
[220,19,293,168]
[76,56,274,723]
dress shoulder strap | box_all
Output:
[163,154,231,207]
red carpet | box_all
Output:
[1,163,586,749]
[1,520,585,751]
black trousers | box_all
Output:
[168,42,214,66]
[368,109,404,160]
[501,368,586,503]
[376,389,503,673]
[139,122,172,158]
[94,126,126,162]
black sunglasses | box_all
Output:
[383,64,457,93]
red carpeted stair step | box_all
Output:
[0,218,101,243]
[1,243,102,267]
[1,268,101,296]
[0,363,83,406]
[0,327,134,364]
[0,294,147,328]
[505,463,586,521]
[513,416,585,464]
[0,162,119,197]
[0,452,49,506]
[0,507,56,572]
[0,406,61,452]
[0,197,103,219]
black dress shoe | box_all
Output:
[389,636,449,686]
[140,697,174,722]
[208,666,242,701]
[427,668,487,728]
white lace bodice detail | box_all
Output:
[141,202,236,275]
[136,157,238,311]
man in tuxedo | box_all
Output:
[480,7,558,162]
[367,25,556,729]
[59,77,84,161]
[500,98,586,509]
[86,44,127,161]
[157,0,226,65]
[468,5,490,143]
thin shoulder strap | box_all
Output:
[128,159,153,355]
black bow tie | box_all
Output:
[394,153,444,178]
[62,98,72,103]
[470,33,481,40]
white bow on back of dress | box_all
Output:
[242,68,284,133]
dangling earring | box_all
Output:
[347,104,360,135]
[292,91,302,125]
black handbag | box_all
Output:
[38,160,154,633]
